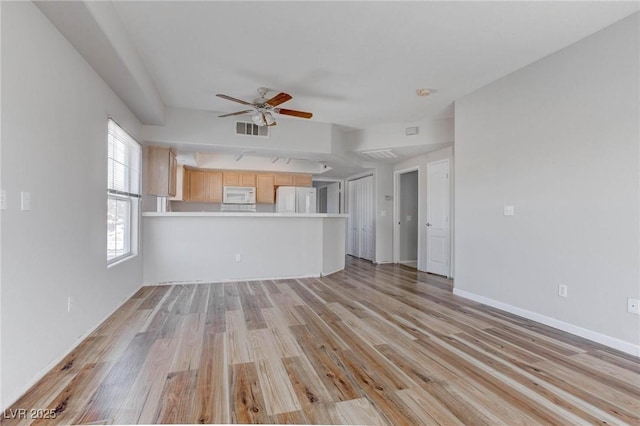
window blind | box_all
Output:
[108,119,141,197]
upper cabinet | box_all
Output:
[183,167,222,202]
[274,174,294,186]
[181,167,312,203]
[223,171,256,187]
[240,172,256,187]
[273,173,312,187]
[146,146,177,196]
[256,174,275,204]
[223,171,239,186]
[293,174,312,187]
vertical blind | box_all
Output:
[107,119,141,197]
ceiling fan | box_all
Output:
[216,87,313,127]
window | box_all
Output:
[107,119,141,263]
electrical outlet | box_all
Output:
[67,296,73,313]
[235,253,241,262]
[0,189,6,210]
[503,205,515,216]
[628,298,640,315]
[558,284,568,298]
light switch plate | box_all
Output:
[0,189,6,210]
[504,205,515,216]
[381,210,387,217]
[21,192,31,211]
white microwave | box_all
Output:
[223,186,256,204]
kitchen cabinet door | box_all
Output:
[206,172,223,202]
[146,146,177,196]
[188,170,207,202]
[256,174,275,204]
[293,174,312,187]
[223,172,239,186]
[274,174,293,186]
[182,168,191,199]
[240,172,256,187]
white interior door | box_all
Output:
[426,159,450,276]
[347,176,374,261]
[348,179,358,256]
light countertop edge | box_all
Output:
[142,212,349,218]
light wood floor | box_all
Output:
[3,258,639,425]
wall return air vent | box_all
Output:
[236,121,269,137]
[361,149,399,160]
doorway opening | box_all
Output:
[394,169,419,269]
[313,180,342,214]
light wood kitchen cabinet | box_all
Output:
[274,174,294,186]
[273,173,312,187]
[223,171,255,187]
[293,174,312,187]
[240,172,256,187]
[183,168,222,202]
[256,174,275,204]
[206,172,223,202]
[223,171,239,186]
[186,169,207,202]
[146,146,177,196]
[183,167,311,203]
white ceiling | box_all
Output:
[110,1,639,129]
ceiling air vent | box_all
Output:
[361,149,399,160]
[236,121,269,137]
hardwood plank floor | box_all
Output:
[3,257,639,425]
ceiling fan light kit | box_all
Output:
[217,87,313,127]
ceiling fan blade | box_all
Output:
[276,108,313,119]
[216,94,254,106]
[218,110,253,118]
[266,92,292,107]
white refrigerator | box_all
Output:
[276,186,317,213]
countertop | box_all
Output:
[142,212,349,218]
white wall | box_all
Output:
[351,117,453,151]
[394,146,454,272]
[374,163,394,263]
[143,215,346,283]
[1,2,143,408]
[454,13,639,353]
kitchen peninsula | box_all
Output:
[142,212,348,284]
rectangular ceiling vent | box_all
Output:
[361,149,399,160]
[236,121,269,137]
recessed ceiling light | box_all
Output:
[416,88,432,97]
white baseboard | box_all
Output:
[2,284,144,412]
[453,288,640,358]
[321,267,343,277]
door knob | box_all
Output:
[426,222,432,227]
